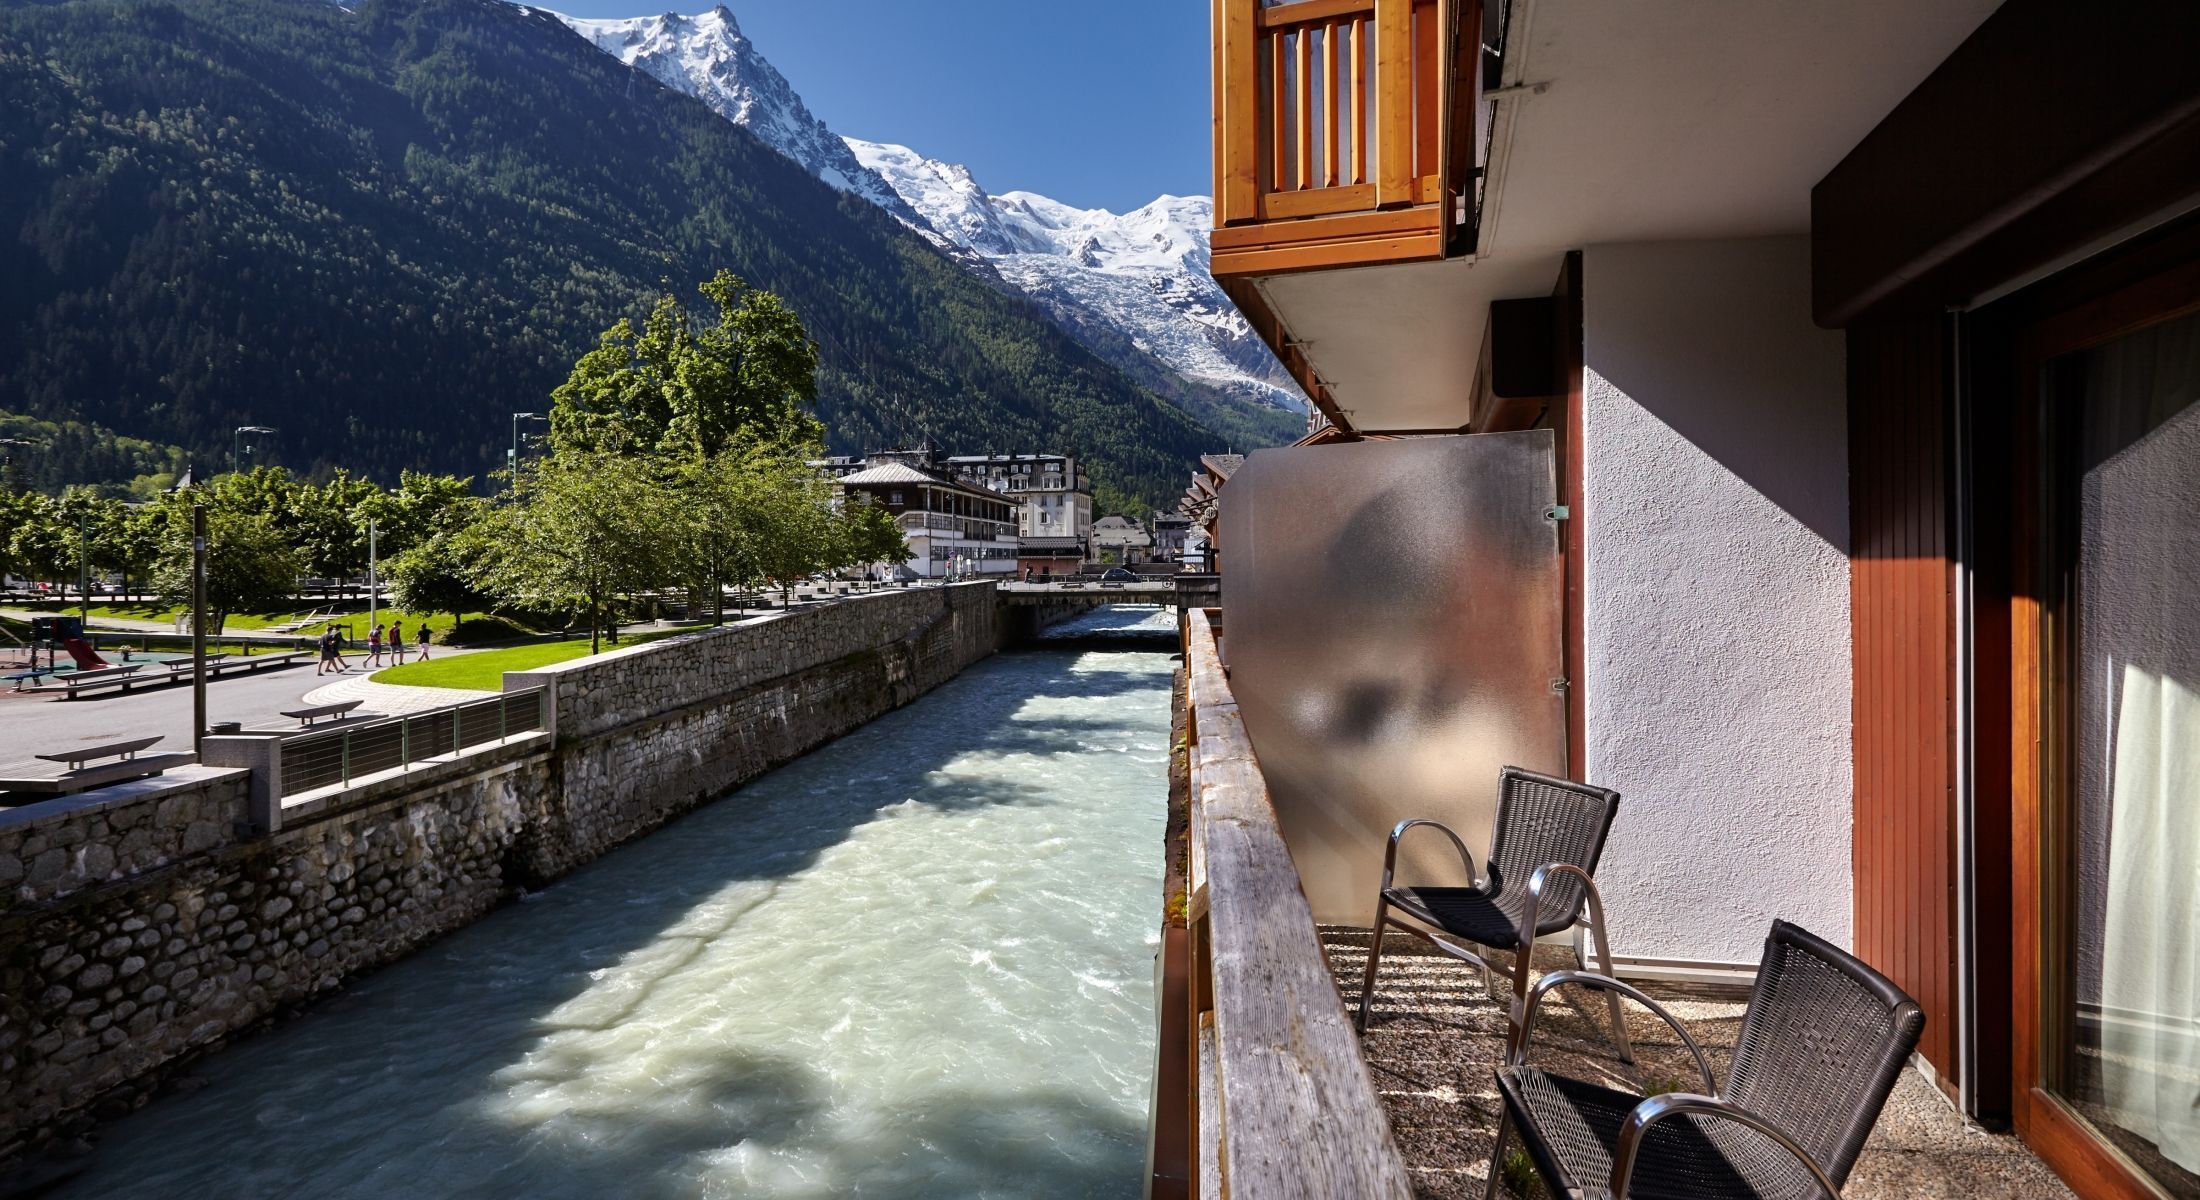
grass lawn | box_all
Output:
[373,626,704,690]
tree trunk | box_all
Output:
[588,585,600,655]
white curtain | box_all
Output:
[2083,316,2200,1174]
[2099,665,2200,1174]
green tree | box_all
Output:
[7,493,73,588]
[151,508,303,634]
[549,271,823,459]
[291,469,379,580]
[741,451,839,605]
[477,452,677,652]
[839,494,913,581]
[383,516,491,627]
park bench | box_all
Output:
[0,736,195,799]
[54,664,147,697]
[49,650,309,699]
[281,699,363,726]
[7,668,59,693]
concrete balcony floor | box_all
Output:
[1323,928,2074,1199]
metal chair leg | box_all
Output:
[1357,896,1390,1033]
[1586,911,1636,1065]
[1483,1105,1515,1200]
[1507,943,1534,1058]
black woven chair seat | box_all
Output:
[1383,883,1569,950]
[1496,1066,1827,1200]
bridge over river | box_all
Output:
[46,607,1178,1199]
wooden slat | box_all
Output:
[1197,1014,1223,1198]
[1257,0,1375,30]
[1323,22,1340,187]
[1284,28,1302,189]
[1217,0,1259,223]
[1373,0,1414,205]
[1183,610,1414,1199]
[1270,32,1288,192]
[1257,181,1376,220]
[1211,203,1442,249]
[1350,17,1368,184]
[1413,0,1440,179]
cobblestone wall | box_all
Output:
[0,585,1001,1165]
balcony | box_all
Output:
[1166,609,2062,1198]
[1209,0,1470,280]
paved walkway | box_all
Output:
[299,670,494,715]
[1325,927,2074,1199]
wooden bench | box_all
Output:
[53,664,146,697]
[50,651,308,699]
[280,699,363,726]
[36,735,163,770]
[0,736,196,799]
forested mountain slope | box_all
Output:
[0,0,1217,511]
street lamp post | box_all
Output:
[509,412,546,490]
[232,425,277,475]
[77,510,89,628]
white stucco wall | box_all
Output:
[1581,236,1852,964]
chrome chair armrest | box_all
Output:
[1520,862,1605,943]
[1384,818,1481,892]
[1509,970,1715,1090]
[1612,1092,1841,1199]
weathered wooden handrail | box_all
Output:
[1182,607,1413,1198]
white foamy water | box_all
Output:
[56,645,1173,1199]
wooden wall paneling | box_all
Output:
[1848,317,1960,1084]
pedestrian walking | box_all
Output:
[316,628,345,675]
[367,623,383,668]
[388,619,405,664]
[415,622,432,661]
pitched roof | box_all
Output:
[836,461,947,486]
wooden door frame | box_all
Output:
[1986,221,2200,1200]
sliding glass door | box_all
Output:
[2039,302,2200,1198]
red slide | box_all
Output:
[61,637,110,671]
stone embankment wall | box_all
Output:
[0,584,1001,1164]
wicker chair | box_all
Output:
[1488,920,1925,1200]
[1355,766,1632,1063]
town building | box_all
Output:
[832,459,1017,580]
[1173,2,2200,1196]
[1089,515,1152,564]
[940,453,1093,541]
[1150,513,1191,562]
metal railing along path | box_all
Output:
[280,688,546,798]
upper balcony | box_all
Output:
[1209,0,1476,281]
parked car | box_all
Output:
[1100,568,1140,582]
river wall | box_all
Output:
[0,584,1002,1166]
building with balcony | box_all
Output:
[941,453,1093,540]
[833,460,1018,580]
[1175,2,2200,1197]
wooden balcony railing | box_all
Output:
[1180,607,1413,1196]
[1211,0,1465,278]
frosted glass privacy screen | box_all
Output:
[1218,431,1567,923]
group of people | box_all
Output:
[315,618,432,675]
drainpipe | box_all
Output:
[1949,309,1979,1118]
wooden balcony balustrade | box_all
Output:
[1210,0,1471,278]
[1178,607,1413,1196]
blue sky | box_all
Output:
[549,1,1214,213]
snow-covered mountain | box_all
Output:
[850,139,1306,415]
[553,7,923,229]
[544,4,1307,422]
